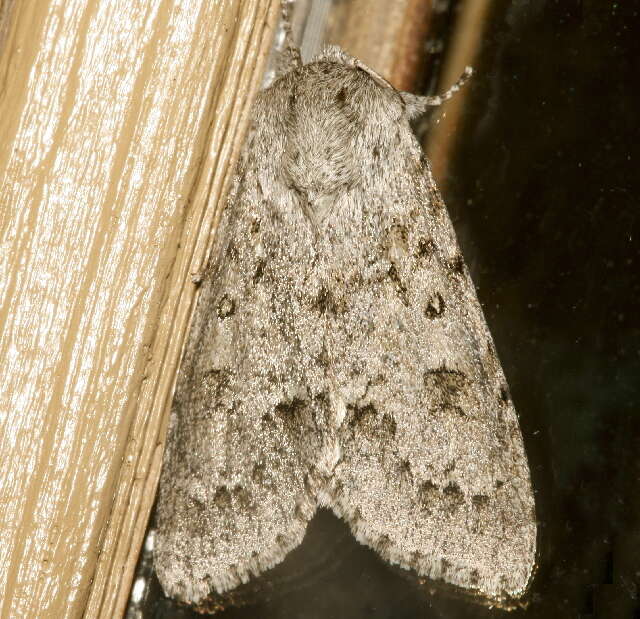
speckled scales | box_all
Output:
[155,47,536,607]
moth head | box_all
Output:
[315,45,473,120]
[282,48,413,202]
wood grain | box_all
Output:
[323,0,433,91]
[0,1,279,617]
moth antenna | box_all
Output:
[401,66,473,118]
[423,66,474,107]
[274,0,302,78]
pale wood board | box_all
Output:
[0,1,279,617]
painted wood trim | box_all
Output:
[0,1,279,617]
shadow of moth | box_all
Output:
[155,45,536,608]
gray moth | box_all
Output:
[155,45,536,608]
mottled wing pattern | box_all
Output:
[155,83,330,604]
[155,47,536,607]
[297,52,537,601]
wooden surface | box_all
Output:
[323,0,433,91]
[0,1,279,617]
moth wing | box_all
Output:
[315,66,536,602]
[154,91,327,604]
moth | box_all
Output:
[155,46,536,608]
